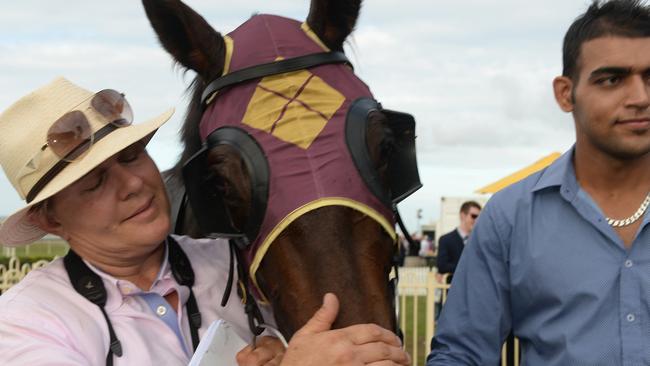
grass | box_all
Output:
[401,295,429,365]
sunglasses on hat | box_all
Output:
[45,89,132,161]
[23,89,133,203]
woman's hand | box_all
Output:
[236,336,285,366]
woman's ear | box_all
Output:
[553,76,574,112]
[27,202,66,240]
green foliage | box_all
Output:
[402,295,428,364]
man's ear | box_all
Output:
[27,203,66,239]
[553,76,574,112]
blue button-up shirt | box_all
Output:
[427,149,649,366]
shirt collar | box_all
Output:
[456,227,469,239]
[531,146,580,200]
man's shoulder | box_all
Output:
[488,151,570,210]
[476,162,563,240]
[439,230,459,243]
[487,166,549,212]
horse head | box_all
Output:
[143,0,421,339]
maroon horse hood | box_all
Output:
[199,14,396,301]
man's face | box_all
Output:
[569,37,650,159]
[460,206,481,233]
[47,142,171,259]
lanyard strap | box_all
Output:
[167,235,202,351]
[64,236,201,365]
[63,250,123,365]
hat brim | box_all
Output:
[0,108,174,247]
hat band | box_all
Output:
[26,123,119,203]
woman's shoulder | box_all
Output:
[0,258,99,319]
[1,258,68,305]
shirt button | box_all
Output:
[626,313,635,322]
[156,305,167,316]
[624,260,633,268]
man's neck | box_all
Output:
[574,144,650,248]
[574,144,650,195]
[457,227,469,239]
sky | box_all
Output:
[0,0,593,231]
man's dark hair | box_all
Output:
[562,0,650,79]
[460,201,481,214]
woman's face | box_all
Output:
[46,141,171,261]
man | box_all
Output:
[436,201,481,279]
[0,77,410,366]
[427,0,650,365]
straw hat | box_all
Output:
[0,77,174,246]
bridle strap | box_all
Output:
[394,204,419,252]
[392,206,411,341]
[221,240,236,307]
[221,239,266,338]
[201,51,351,108]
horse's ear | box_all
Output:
[307,0,362,51]
[142,0,225,81]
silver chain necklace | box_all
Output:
[605,193,650,227]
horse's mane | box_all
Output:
[171,76,206,179]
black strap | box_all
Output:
[391,206,409,341]
[394,204,419,252]
[220,240,236,307]
[27,123,119,203]
[201,51,351,108]
[64,250,123,364]
[226,239,265,336]
[167,236,202,351]
[64,236,202,364]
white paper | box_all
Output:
[188,320,248,366]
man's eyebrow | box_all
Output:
[589,67,632,80]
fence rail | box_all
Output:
[0,256,51,294]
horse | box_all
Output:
[142,0,421,340]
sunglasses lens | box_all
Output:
[47,110,93,161]
[92,89,133,127]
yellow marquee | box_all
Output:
[475,152,562,194]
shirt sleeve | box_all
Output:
[0,312,90,365]
[427,204,512,365]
